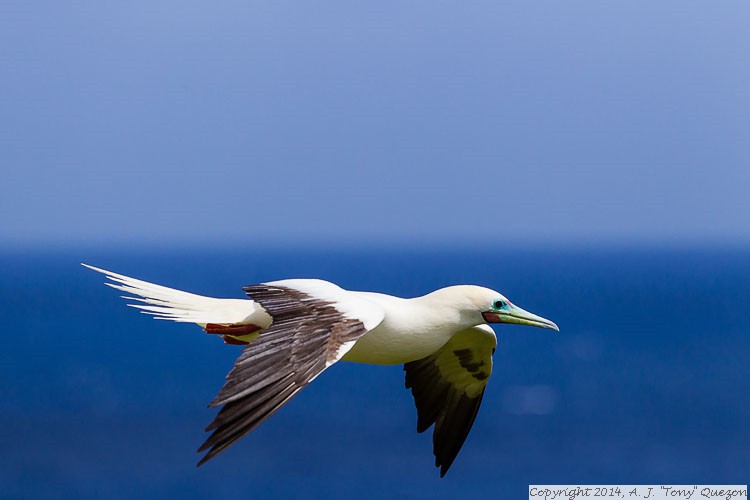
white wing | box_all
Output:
[266,278,385,331]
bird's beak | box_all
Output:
[482,305,559,331]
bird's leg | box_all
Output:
[204,323,261,335]
[204,323,262,346]
[221,335,251,345]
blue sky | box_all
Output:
[2,1,748,247]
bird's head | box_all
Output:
[457,286,559,331]
[425,285,559,332]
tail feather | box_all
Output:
[83,264,265,326]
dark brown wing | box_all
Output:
[197,283,382,465]
[404,325,497,477]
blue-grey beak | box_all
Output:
[482,305,559,331]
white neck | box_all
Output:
[342,289,485,365]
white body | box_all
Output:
[83,264,557,476]
[84,265,498,365]
[343,290,484,364]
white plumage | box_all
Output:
[84,263,557,476]
[83,264,269,327]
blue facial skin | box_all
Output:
[493,299,510,311]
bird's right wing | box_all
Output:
[404,324,497,477]
[198,280,385,465]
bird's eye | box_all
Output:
[493,299,507,310]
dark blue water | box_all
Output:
[1,247,748,498]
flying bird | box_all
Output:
[83,264,558,476]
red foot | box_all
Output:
[222,335,250,345]
[204,323,262,336]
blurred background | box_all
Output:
[1,1,748,498]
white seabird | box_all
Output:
[83,264,558,476]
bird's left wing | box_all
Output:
[404,324,497,477]
[198,280,385,465]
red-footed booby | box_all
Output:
[83,264,558,477]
